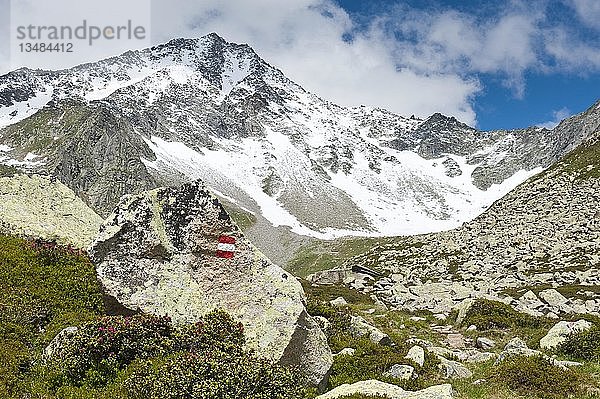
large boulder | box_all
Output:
[315,380,453,399]
[88,180,332,389]
[539,320,592,350]
[0,174,102,248]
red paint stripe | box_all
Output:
[216,250,234,258]
[218,235,236,244]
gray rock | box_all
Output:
[405,345,425,367]
[383,364,415,380]
[330,296,348,307]
[454,298,475,325]
[334,348,356,357]
[0,174,102,248]
[438,357,473,379]
[88,180,332,389]
[538,289,568,308]
[315,380,453,399]
[43,326,78,361]
[454,349,497,363]
[539,320,592,350]
[349,315,392,345]
[475,337,496,350]
[307,269,353,285]
[503,337,529,351]
[447,333,466,349]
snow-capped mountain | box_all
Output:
[0,33,596,242]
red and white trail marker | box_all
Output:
[216,235,236,258]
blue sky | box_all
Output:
[1,0,598,130]
[334,0,600,130]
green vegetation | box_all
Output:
[558,324,600,362]
[304,286,439,393]
[0,164,19,177]
[0,234,304,399]
[492,355,581,398]
[555,134,600,180]
[220,201,257,232]
[461,299,551,331]
[288,236,402,278]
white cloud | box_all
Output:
[570,0,600,30]
[0,0,598,127]
[150,0,481,124]
[536,107,571,129]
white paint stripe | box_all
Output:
[217,243,236,252]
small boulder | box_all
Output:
[383,364,415,380]
[438,357,473,379]
[447,333,466,349]
[405,345,425,367]
[349,315,392,345]
[334,347,356,357]
[538,289,568,308]
[43,326,78,360]
[476,337,496,350]
[454,298,475,325]
[330,297,348,307]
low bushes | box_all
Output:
[491,355,580,398]
[558,324,600,362]
[461,299,550,330]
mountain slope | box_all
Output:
[341,107,600,314]
[0,34,597,251]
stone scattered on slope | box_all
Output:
[0,174,102,248]
[476,337,496,350]
[334,348,356,357]
[330,296,348,307]
[88,180,332,389]
[43,326,78,361]
[539,320,592,349]
[315,380,453,399]
[384,364,415,380]
[349,315,392,345]
[437,357,473,379]
[496,337,583,370]
[406,345,425,367]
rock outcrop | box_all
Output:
[88,180,332,388]
[0,173,102,247]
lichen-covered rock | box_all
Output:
[0,174,102,248]
[315,380,454,399]
[43,326,78,361]
[406,345,425,367]
[384,364,415,380]
[539,320,592,350]
[437,357,473,379]
[349,315,392,345]
[88,180,332,389]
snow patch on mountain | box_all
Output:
[219,49,252,101]
[0,86,54,130]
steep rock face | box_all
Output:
[0,173,102,247]
[88,180,332,388]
